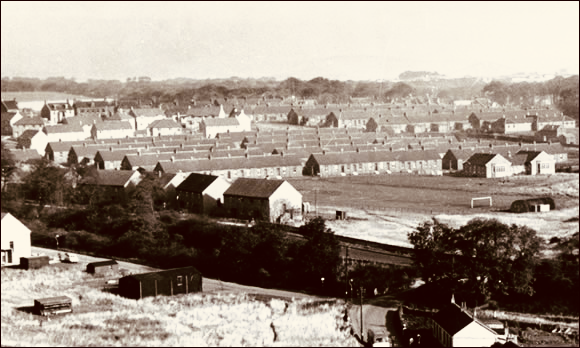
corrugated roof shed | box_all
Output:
[224,178,285,198]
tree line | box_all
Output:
[4,75,576,117]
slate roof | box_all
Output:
[2,100,18,110]
[93,121,133,131]
[62,115,103,126]
[44,124,84,134]
[224,178,286,198]
[108,111,133,122]
[84,170,139,187]
[1,111,18,122]
[510,153,529,166]
[158,173,177,188]
[11,149,41,162]
[46,102,73,110]
[74,100,113,108]
[96,151,126,161]
[148,118,181,129]
[203,117,240,127]
[14,116,44,126]
[129,108,164,118]
[433,303,499,336]
[1,212,6,220]
[18,129,40,140]
[310,149,441,166]
[464,153,498,166]
[514,150,543,163]
[156,154,304,173]
[432,303,475,335]
[176,173,219,193]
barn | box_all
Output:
[118,266,202,300]
[86,260,119,274]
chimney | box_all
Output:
[137,149,141,156]
[451,294,455,304]
[173,149,177,154]
[109,146,113,152]
[389,147,393,152]
[245,153,249,159]
[207,154,211,160]
[459,145,462,150]
[322,150,326,155]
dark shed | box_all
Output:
[20,256,50,270]
[86,259,119,274]
[34,296,73,316]
[118,266,202,300]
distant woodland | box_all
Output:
[1,74,578,119]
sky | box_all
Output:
[1,1,579,82]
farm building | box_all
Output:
[43,124,86,142]
[17,129,48,156]
[74,99,115,117]
[1,213,32,266]
[463,153,512,178]
[12,116,45,139]
[86,260,119,274]
[175,173,231,215]
[223,178,302,223]
[148,118,182,137]
[40,101,74,124]
[1,111,23,136]
[430,300,511,347]
[118,266,202,300]
[91,121,134,139]
[78,170,142,202]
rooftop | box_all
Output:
[224,178,286,198]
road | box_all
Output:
[31,246,322,300]
[348,295,403,347]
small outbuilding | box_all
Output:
[34,296,73,316]
[86,260,119,274]
[20,255,50,270]
[118,266,202,300]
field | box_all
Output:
[1,91,88,102]
[1,256,357,347]
[290,173,579,248]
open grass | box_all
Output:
[289,173,579,214]
[1,264,357,347]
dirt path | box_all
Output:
[31,246,322,300]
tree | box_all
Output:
[296,217,342,288]
[408,218,543,302]
[23,158,67,208]
[384,82,415,100]
[483,81,509,106]
[1,142,16,192]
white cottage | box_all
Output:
[1,213,32,266]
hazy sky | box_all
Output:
[1,1,578,81]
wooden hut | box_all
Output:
[86,260,119,274]
[20,256,49,270]
[34,296,73,316]
[118,266,202,300]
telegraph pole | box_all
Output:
[344,246,349,301]
[360,286,364,341]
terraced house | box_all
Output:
[74,99,116,117]
[303,149,442,177]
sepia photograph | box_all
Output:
[1,1,578,346]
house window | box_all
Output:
[177,276,183,286]
[293,167,297,174]
[277,168,281,176]
[341,165,345,173]
[375,163,378,171]
[227,171,231,179]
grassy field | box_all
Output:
[1,262,357,347]
[1,91,88,102]
[289,173,579,214]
